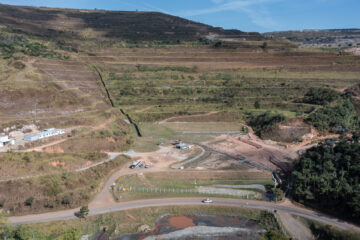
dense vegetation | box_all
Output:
[307,98,359,132]
[248,111,287,137]
[302,88,341,105]
[303,88,360,133]
[291,135,360,222]
[309,222,360,240]
[0,30,68,59]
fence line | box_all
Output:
[115,186,259,200]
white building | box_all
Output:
[23,128,65,142]
[0,135,15,147]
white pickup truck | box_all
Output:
[202,198,213,203]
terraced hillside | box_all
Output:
[1,4,360,132]
[0,48,111,128]
[90,44,360,121]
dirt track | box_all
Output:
[277,211,313,240]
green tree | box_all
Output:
[254,99,261,109]
[79,206,89,218]
[0,212,9,234]
[291,137,360,221]
[303,88,341,105]
[274,188,284,202]
[249,111,287,137]
[259,231,288,240]
[261,42,268,51]
[25,197,34,206]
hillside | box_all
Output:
[0,4,262,42]
[0,4,359,135]
[0,4,360,231]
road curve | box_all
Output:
[6,147,360,233]
[9,197,360,232]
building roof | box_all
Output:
[0,136,9,142]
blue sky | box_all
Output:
[0,0,359,32]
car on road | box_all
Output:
[202,198,213,203]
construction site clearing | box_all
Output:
[0,118,327,175]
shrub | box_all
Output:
[44,176,62,196]
[61,195,73,205]
[13,61,26,69]
[248,111,287,137]
[254,99,261,109]
[0,199,5,208]
[309,223,360,240]
[25,197,34,206]
[213,41,222,48]
[303,88,341,105]
[79,205,89,218]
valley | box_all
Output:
[0,3,359,240]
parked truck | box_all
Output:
[130,160,141,169]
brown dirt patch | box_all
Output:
[211,134,295,171]
[44,146,65,153]
[167,216,195,229]
[50,161,67,168]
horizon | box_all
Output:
[0,0,359,33]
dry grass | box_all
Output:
[0,155,131,216]
[0,152,107,180]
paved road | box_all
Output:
[6,147,360,234]
[9,198,360,232]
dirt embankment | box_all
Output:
[261,119,312,143]
[209,134,296,172]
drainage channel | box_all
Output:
[93,66,142,137]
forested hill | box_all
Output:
[0,4,262,41]
[292,136,360,222]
